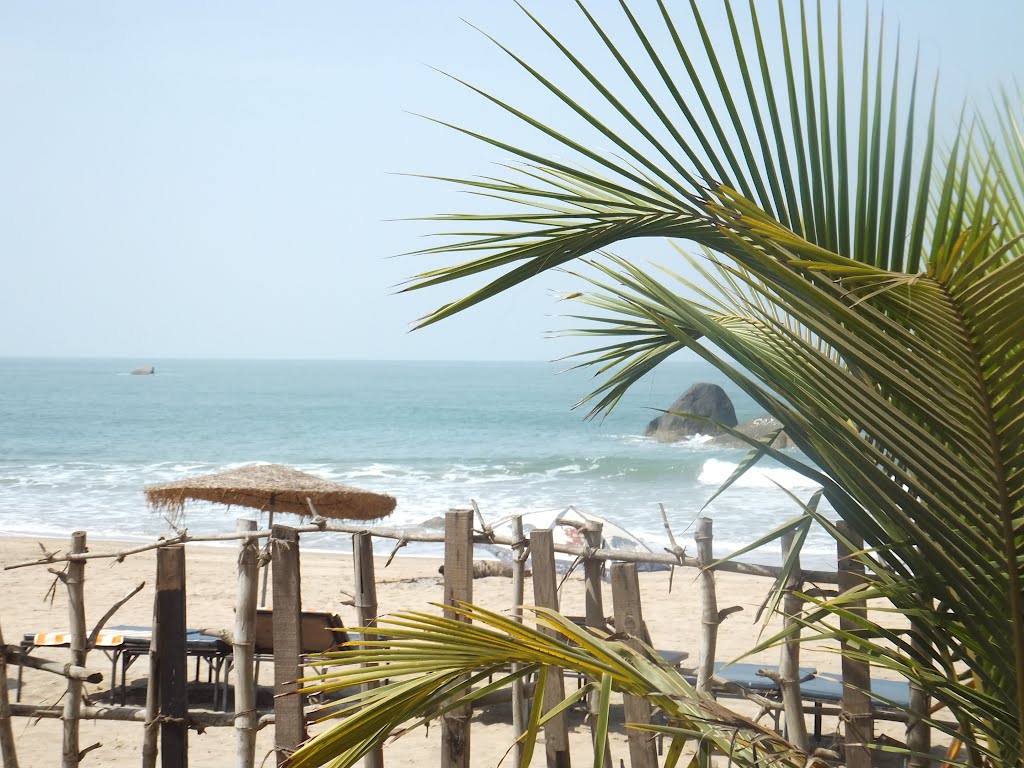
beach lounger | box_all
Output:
[676,662,817,734]
[17,625,232,707]
[680,661,817,693]
[234,608,348,704]
[252,608,348,658]
[796,672,912,740]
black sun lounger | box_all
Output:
[681,661,817,692]
[17,625,231,707]
[797,672,912,740]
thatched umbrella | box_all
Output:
[145,463,397,605]
[144,463,397,523]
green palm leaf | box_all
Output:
[293,3,1023,766]
[560,189,1023,762]
[404,1,945,328]
[286,605,825,768]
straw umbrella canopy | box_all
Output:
[145,463,397,523]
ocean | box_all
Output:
[0,357,836,568]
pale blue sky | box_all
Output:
[1,2,1021,360]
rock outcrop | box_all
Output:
[644,383,737,442]
[129,366,155,375]
[708,416,792,449]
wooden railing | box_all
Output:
[0,508,929,768]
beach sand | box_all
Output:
[1,534,874,767]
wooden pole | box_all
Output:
[610,563,658,768]
[582,523,606,631]
[234,518,259,768]
[907,624,931,768]
[353,532,384,768]
[6,524,841,585]
[271,525,305,766]
[530,529,570,768]
[259,500,276,607]
[509,515,527,768]
[61,531,87,768]
[778,531,808,750]
[142,558,160,768]
[441,510,473,768]
[583,524,613,768]
[695,517,718,696]
[0,618,19,768]
[156,546,188,768]
[836,522,873,768]
[8,703,276,727]
[3,647,101,683]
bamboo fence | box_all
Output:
[0,507,930,768]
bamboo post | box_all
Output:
[353,532,384,768]
[142,568,160,768]
[582,523,605,631]
[583,524,613,768]
[234,519,259,768]
[530,529,570,768]
[441,510,473,768]
[610,563,658,768]
[510,515,527,768]
[778,531,808,749]
[61,531,87,768]
[836,522,873,768]
[271,524,305,766]
[2,648,100,683]
[695,517,718,696]
[0,619,19,768]
[156,545,188,768]
[907,625,931,768]
[259,499,276,607]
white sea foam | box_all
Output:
[697,458,820,490]
[0,359,842,569]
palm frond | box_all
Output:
[298,4,1024,767]
[285,605,826,768]
[406,1,945,329]
[556,184,1024,762]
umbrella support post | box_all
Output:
[259,504,276,608]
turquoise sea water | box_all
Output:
[0,357,835,567]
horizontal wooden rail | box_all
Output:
[3,646,101,684]
[4,521,839,583]
[8,703,274,729]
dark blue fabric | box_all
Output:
[798,673,911,709]
[681,662,816,690]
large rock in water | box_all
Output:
[644,383,737,442]
[129,366,155,375]
[708,416,792,449]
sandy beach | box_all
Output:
[1,533,858,767]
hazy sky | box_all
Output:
[1,2,1021,361]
